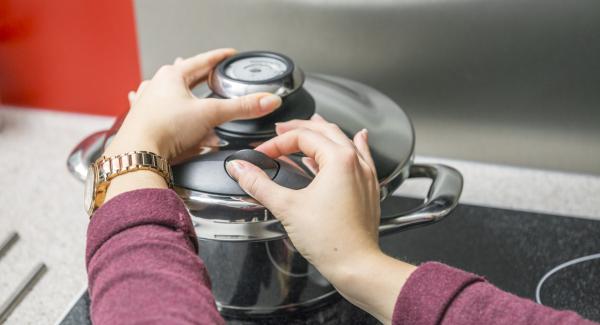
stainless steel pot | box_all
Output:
[67,51,463,317]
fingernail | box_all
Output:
[259,95,282,112]
[360,128,368,141]
[225,160,245,180]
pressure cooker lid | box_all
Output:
[303,74,414,185]
[191,51,415,192]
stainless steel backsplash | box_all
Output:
[134,0,600,174]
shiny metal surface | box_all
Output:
[179,163,461,241]
[208,52,305,98]
[67,130,108,182]
[198,238,337,317]
[65,72,415,208]
[304,74,414,186]
[380,164,463,235]
[194,164,462,316]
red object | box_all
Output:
[0,0,140,116]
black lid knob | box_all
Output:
[172,150,312,196]
[225,149,279,180]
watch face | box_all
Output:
[84,164,96,215]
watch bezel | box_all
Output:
[85,163,98,216]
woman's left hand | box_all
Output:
[102,48,282,202]
[104,48,282,160]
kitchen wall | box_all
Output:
[134,0,600,175]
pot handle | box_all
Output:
[379,164,463,236]
[66,130,109,181]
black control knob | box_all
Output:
[225,149,279,180]
[172,150,312,197]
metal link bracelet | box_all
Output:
[95,151,173,188]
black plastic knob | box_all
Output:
[172,149,312,196]
[225,149,279,180]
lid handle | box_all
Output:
[225,149,280,180]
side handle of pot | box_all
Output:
[379,164,463,236]
[66,130,109,182]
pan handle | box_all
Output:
[66,130,109,181]
[379,164,463,236]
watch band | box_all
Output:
[96,151,173,187]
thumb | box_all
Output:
[225,160,293,214]
[200,93,282,126]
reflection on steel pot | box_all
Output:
[67,51,463,317]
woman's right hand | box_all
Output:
[227,115,381,275]
[225,115,416,324]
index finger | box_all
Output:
[255,128,339,166]
[178,48,236,86]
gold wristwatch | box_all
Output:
[84,151,173,216]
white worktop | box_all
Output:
[1,106,599,324]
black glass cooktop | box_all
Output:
[59,197,600,324]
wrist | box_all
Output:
[321,247,383,285]
[103,134,166,159]
[327,250,416,324]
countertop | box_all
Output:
[1,106,599,324]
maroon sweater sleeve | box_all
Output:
[393,262,597,325]
[85,188,224,325]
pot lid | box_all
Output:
[303,74,414,186]
[190,78,414,190]
[185,51,414,197]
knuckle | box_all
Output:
[156,65,171,74]
[339,148,359,168]
[241,174,261,197]
[296,127,313,136]
[326,122,340,131]
[327,123,345,136]
[157,64,179,76]
[239,96,257,116]
[137,81,149,91]
[295,127,316,140]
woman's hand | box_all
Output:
[225,115,416,324]
[105,48,281,160]
[103,48,282,202]
[227,115,381,274]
